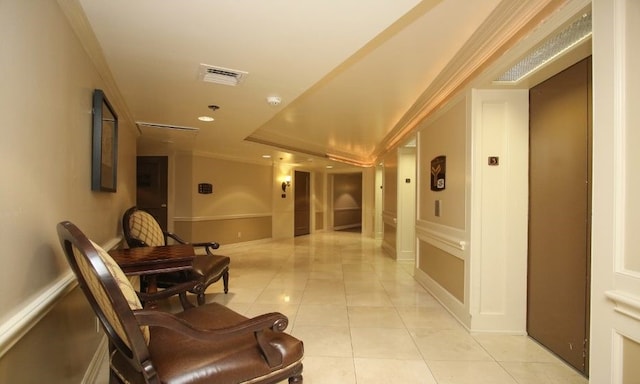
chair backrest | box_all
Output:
[57,221,155,381]
[123,206,165,247]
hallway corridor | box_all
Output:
[207,231,586,384]
[98,231,587,383]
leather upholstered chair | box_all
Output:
[122,206,229,305]
[57,221,304,384]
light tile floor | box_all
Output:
[98,231,588,384]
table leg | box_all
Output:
[144,274,159,309]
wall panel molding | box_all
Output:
[414,267,470,329]
[416,220,466,257]
[174,213,271,222]
[605,290,640,322]
[0,237,120,359]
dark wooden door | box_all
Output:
[528,57,591,374]
[136,156,168,231]
[294,171,311,236]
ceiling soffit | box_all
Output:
[373,0,569,162]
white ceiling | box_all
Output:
[74,0,590,170]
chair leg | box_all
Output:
[197,292,205,306]
[223,270,229,294]
[288,364,303,383]
[179,292,195,309]
[288,374,303,383]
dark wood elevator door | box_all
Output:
[136,156,168,231]
[528,57,591,374]
[294,171,310,236]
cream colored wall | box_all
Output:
[313,172,325,230]
[0,0,136,380]
[361,167,376,238]
[413,98,469,324]
[190,155,272,217]
[273,163,294,239]
[590,0,640,381]
[172,154,273,244]
[623,337,640,383]
[418,242,464,301]
[468,89,529,333]
[382,151,398,257]
[418,100,466,228]
[397,147,416,260]
[333,173,362,229]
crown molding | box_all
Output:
[373,0,567,160]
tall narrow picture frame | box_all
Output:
[91,89,118,192]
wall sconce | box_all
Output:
[281,175,291,192]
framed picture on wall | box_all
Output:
[91,89,118,192]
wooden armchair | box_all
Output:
[123,206,229,305]
[57,221,303,384]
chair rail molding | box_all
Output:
[173,213,271,222]
[605,290,640,322]
[0,236,121,358]
[415,220,466,258]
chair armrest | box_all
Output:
[165,233,220,254]
[136,281,198,308]
[191,241,220,254]
[164,231,188,244]
[134,309,289,337]
[134,309,289,367]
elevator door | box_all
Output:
[528,57,591,374]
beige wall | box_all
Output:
[418,241,464,301]
[418,100,466,228]
[623,336,640,383]
[313,172,325,230]
[383,152,398,216]
[175,216,272,245]
[172,154,273,244]
[382,151,398,256]
[0,0,136,381]
[333,173,362,229]
[415,99,466,301]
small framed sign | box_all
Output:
[430,155,446,191]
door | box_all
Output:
[136,156,168,231]
[294,171,310,236]
[528,57,591,373]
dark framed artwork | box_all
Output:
[430,155,446,191]
[91,89,118,192]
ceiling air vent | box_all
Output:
[136,121,200,132]
[199,64,248,86]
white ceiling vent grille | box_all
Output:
[136,121,200,132]
[494,12,592,84]
[199,64,248,86]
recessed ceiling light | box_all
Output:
[262,154,271,159]
[326,165,333,169]
[198,116,214,122]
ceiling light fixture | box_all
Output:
[198,116,214,122]
[266,96,281,106]
[494,12,592,84]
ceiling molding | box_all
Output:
[372,0,567,161]
[56,0,139,135]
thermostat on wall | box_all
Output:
[198,183,213,194]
